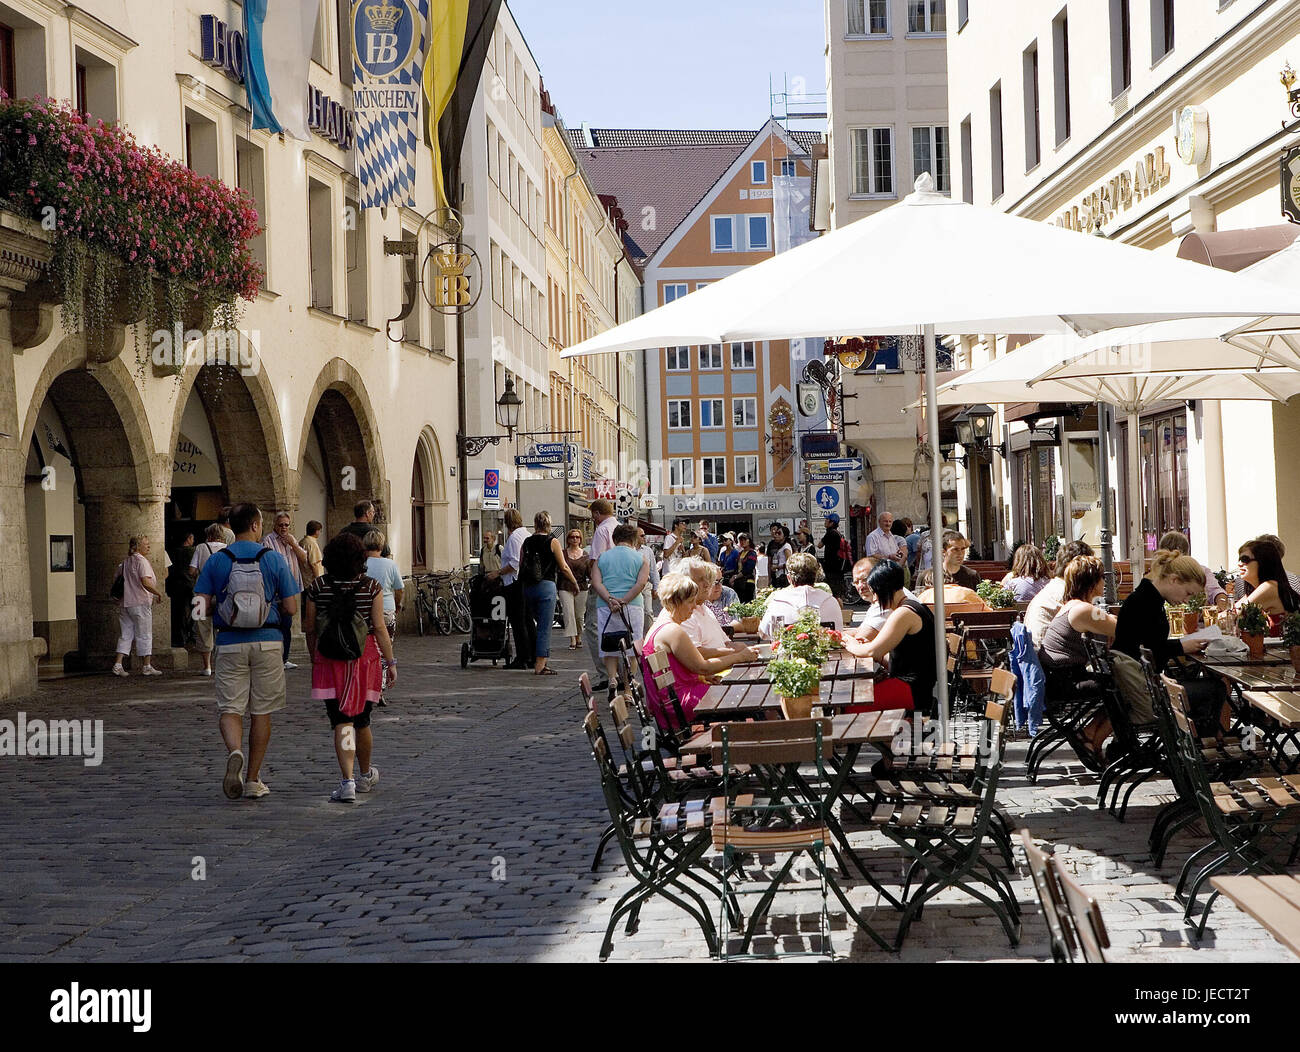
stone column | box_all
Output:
[0,216,55,701]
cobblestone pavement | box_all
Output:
[0,632,1293,962]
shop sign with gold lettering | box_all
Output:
[422,241,483,315]
[1054,148,1171,233]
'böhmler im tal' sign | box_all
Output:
[351,0,428,208]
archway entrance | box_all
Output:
[301,386,383,541]
[24,368,157,669]
[165,363,285,645]
[410,429,445,572]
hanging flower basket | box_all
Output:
[0,96,262,352]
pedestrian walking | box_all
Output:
[193,503,300,800]
[301,520,325,584]
[339,499,391,557]
[111,535,164,677]
[167,531,196,648]
[583,499,617,688]
[519,512,579,676]
[188,523,228,677]
[479,530,503,576]
[216,506,235,545]
[818,512,849,600]
[765,523,793,588]
[590,523,650,696]
[697,519,720,562]
[492,508,535,670]
[303,532,396,804]
[262,510,312,669]
[558,527,591,650]
[865,511,908,563]
[636,527,662,617]
[363,529,404,703]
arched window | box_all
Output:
[411,451,429,572]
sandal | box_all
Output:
[568,642,581,650]
[536,667,557,676]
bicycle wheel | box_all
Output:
[415,590,428,636]
[434,596,452,636]
[452,593,472,634]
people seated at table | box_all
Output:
[1113,549,1211,667]
[847,557,921,642]
[915,572,989,611]
[1000,543,1051,603]
[841,560,937,715]
[671,558,744,656]
[1038,556,1116,768]
[1232,534,1300,600]
[1234,537,1299,634]
[1024,540,1094,645]
[916,531,982,592]
[640,573,756,729]
[1157,531,1229,609]
[758,552,844,638]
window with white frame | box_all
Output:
[751,160,767,184]
[911,126,950,193]
[747,214,770,251]
[851,127,894,195]
[702,457,726,486]
[663,282,688,304]
[670,458,694,488]
[732,397,757,427]
[700,398,724,428]
[907,0,945,33]
[735,456,759,486]
[712,215,771,252]
[666,346,690,370]
[731,341,756,369]
[699,343,723,369]
[711,215,735,252]
[667,400,692,429]
[779,158,797,177]
[847,0,890,35]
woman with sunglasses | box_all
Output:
[1236,538,1299,635]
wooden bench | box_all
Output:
[1209,875,1300,958]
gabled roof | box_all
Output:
[571,124,823,262]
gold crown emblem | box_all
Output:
[365,1,403,32]
[434,250,471,277]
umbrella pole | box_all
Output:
[1127,410,1143,580]
[924,324,948,730]
[1096,401,1116,606]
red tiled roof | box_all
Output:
[569,126,824,262]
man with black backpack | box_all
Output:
[194,503,301,801]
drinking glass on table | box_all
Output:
[770,614,785,638]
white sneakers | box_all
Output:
[141,666,162,677]
[223,750,245,800]
[284,661,298,670]
[356,766,380,793]
[112,665,128,677]
[330,779,357,804]
[199,668,213,677]
[243,780,270,799]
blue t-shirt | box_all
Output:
[596,545,646,608]
[194,540,301,645]
[366,556,405,614]
[720,548,740,576]
[905,533,921,563]
[701,533,720,561]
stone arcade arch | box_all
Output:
[411,426,447,572]
[298,360,387,541]
[21,351,162,667]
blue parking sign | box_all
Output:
[815,486,840,511]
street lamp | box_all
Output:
[952,404,1006,459]
[495,374,523,436]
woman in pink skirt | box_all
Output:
[303,532,396,804]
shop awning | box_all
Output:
[1177,225,1300,273]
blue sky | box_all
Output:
[507,0,828,131]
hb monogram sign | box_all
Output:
[423,241,483,315]
[351,0,427,208]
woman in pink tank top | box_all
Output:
[641,573,756,729]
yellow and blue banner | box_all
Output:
[243,0,318,141]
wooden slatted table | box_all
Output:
[1205,662,1300,692]
[1209,875,1300,958]
[723,653,876,684]
[680,708,903,755]
[693,664,878,720]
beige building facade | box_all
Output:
[2,0,464,700]
[948,0,1300,571]
[823,0,951,531]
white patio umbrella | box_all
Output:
[562,175,1300,726]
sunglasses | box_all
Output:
[1239,555,1256,564]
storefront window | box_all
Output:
[1124,410,1189,551]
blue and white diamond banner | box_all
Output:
[351,0,428,209]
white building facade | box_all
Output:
[947,0,1300,572]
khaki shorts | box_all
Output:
[215,640,286,717]
[193,616,214,653]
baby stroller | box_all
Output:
[461,573,514,668]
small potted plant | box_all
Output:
[1182,592,1206,635]
[726,590,772,636]
[976,580,1017,610]
[1238,602,1268,659]
[768,656,822,720]
[1282,611,1300,673]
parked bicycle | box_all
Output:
[411,570,472,636]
